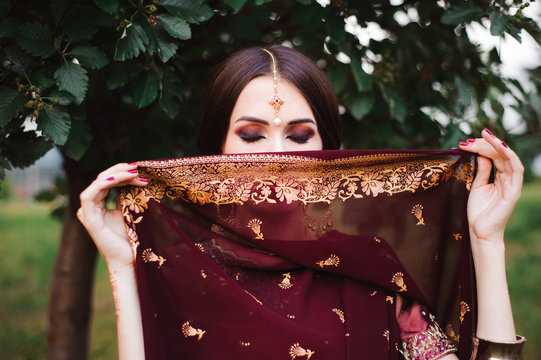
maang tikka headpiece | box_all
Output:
[262,48,284,126]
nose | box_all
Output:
[268,135,285,152]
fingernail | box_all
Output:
[138,177,148,182]
[501,141,509,149]
[459,141,469,146]
[128,162,137,166]
[106,176,115,181]
[128,169,138,174]
[467,138,476,143]
[484,128,493,136]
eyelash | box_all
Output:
[240,135,265,143]
[287,135,310,144]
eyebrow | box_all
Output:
[234,116,316,126]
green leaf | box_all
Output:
[0,0,11,17]
[37,107,71,145]
[327,65,348,94]
[161,0,214,24]
[114,23,149,61]
[454,76,471,107]
[62,118,92,160]
[54,62,89,104]
[160,14,191,40]
[346,93,374,120]
[155,30,178,62]
[133,71,160,108]
[255,0,272,4]
[16,22,56,58]
[93,0,118,14]
[160,69,182,117]
[2,132,53,168]
[0,86,25,127]
[489,9,512,36]
[381,86,406,122]
[350,57,373,92]
[31,70,56,89]
[0,18,21,38]
[441,4,482,25]
[71,46,109,69]
[48,91,76,106]
[508,25,522,43]
[224,0,247,11]
[62,11,99,42]
[106,61,139,89]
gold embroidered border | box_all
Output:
[133,153,474,206]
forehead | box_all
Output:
[232,75,314,119]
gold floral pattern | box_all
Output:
[383,330,390,343]
[181,321,206,340]
[124,187,150,213]
[289,343,315,359]
[391,272,407,292]
[141,248,166,269]
[459,301,470,323]
[247,218,264,240]
[279,272,293,289]
[316,254,340,268]
[411,204,425,226]
[386,296,394,304]
[130,152,474,207]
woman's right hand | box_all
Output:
[78,162,148,270]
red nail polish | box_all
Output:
[459,141,469,146]
[484,128,493,136]
[128,162,137,166]
[467,138,476,143]
[106,176,115,181]
[138,177,148,182]
[128,169,138,173]
[501,141,509,149]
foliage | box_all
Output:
[0,0,540,180]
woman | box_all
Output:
[78,45,525,359]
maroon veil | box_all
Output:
[119,149,476,359]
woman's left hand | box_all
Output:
[459,128,524,244]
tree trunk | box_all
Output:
[47,158,97,360]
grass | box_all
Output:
[0,181,540,359]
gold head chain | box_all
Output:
[261,48,284,126]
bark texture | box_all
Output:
[47,158,97,360]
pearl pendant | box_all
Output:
[273,117,282,126]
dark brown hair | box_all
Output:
[197,45,342,155]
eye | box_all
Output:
[240,135,265,143]
[286,129,314,144]
[236,127,266,143]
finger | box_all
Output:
[471,156,492,190]
[481,129,524,188]
[80,171,146,222]
[97,162,138,180]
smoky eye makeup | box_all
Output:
[286,128,315,144]
[236,126,266,143]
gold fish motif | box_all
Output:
[332,308,345,323]
[181,321,206,340]
[411,204,425,225]
[141,248,166,269]
[391,272,407,292]
[247,218,264,240]
[316,254,340,268]
[460,301,470,323]
[289,343,315,359]
[279,272,293,289]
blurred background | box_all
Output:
[1,0,540,359]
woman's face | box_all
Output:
[222,76,323,154]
